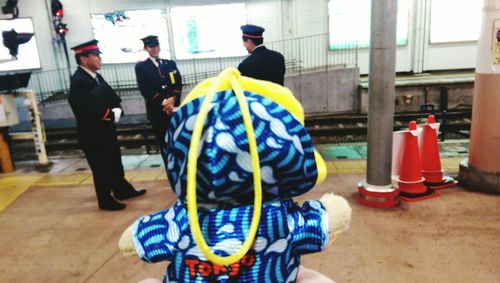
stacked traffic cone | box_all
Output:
[397,121,439,201]
[420,115,458,189]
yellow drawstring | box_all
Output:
[186,68,262,265]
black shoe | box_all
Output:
[98,199,126,211]
[114,189,146,201]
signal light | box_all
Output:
[51,0,63,18]
[1,0,19,18]
[56,23,68,37]
[50,1,68,39]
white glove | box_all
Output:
[111,108,122,123]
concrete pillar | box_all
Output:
[458,0,500,194]
[366,0,398,186]
[357,0,399,208]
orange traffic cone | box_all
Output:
[398,121,438,201]
[0,130,14,173]
[421,115,458,189]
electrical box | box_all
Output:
[0,94,19,127]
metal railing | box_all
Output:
[28,33,358,104]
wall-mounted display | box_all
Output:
[0,18,41,73]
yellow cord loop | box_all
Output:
[186,68,262,266]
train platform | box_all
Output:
[359,69,475,88]
[0,140,499,282]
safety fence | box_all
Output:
[27,33,358,105]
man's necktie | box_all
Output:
[155,58,164,79]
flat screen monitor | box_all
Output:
[0,17,41,73]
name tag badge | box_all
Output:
[169,72,176,84]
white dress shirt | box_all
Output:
[80,65,99,84]
[149,56,160,67]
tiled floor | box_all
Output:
[0,155,464,213]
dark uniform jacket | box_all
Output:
[68,67,122,148]
[238,45,286,86]
[135,58,182,122]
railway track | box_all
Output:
[306,110,471,138]
[17,110,472,153]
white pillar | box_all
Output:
[459,0,500,193]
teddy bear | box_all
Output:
[119,68,351,283]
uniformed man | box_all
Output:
[68,40,145,211]
[238,24,286,86]
[135,35,182,164]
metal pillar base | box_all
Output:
[17,91,51,171]
[35,161,53,173]
[357,180,399,208]
[458,159,500,195]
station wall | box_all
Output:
[14,0,480,75]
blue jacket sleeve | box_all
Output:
[132,203,186,263]
[289,200,329,256]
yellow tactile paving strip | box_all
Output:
[129,169,165,182]
[34,173,92,187]
[327,160,367,174]
[80,175,94,185]
[0,175,44,213]
[124,171,141,181]
[441,157,463,171]
[327,157,462,174]
[0,157,464,213]
[157,171,168,181]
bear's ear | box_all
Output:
[314,150,327,185]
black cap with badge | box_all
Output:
[141,35,159,47]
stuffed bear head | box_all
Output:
[164,68,326,206]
